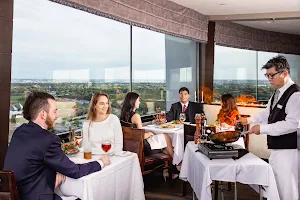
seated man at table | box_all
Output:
[4,91,110,200]
[167,87,204,123]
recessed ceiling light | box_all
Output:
[219,3,226,6]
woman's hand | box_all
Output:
[144,132,155,139]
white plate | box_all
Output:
[92,151,114,156]
[114,151,132,157]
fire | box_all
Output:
[236,94,256,103]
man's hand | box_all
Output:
[144,132,154,139]
[100,154,111,167]
[55,173,66,188]
[249,125,260,135]
[236,117,248,125]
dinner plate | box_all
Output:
[92,151,114,156]
[114,151,132,157]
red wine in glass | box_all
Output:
[102,142,111,153]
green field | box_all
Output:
[10,95,25,105]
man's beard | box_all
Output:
[46,115,55,130]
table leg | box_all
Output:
[259,185,263,200]
[234,182,237,200]
[214,181,219,200]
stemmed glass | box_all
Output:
[101,140,112,154]
[179,113,186,123]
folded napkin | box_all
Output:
[146,134,167,150]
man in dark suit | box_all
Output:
[166,87,204,124]
[4,92,110,200]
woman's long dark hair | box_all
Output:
[120,92,139,122]
[217,94,238,122]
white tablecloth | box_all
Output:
[179,142,279,200]
[144,124,245,165]
[144,125,184,165]
[55,152,145,200]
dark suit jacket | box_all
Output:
[4,121,101,200]
[166,101,204,124]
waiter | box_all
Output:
[238,55,300,200]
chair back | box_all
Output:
[121,126,145,171]
[184,124,196,149]
[120,120,137,128]
[0,171,19,200]
[239,114,250,150]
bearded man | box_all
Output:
[4,91,110,200]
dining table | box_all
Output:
[179,142,280,200]
[143,123,245,165]
[55,151,145,200]
[143,123,184,165]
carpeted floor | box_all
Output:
[144,170,262,200]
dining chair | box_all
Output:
[121,126,172,179]
[240,114,251,150]
[120,120,137,128]
[183,123,196,148]
[0,170,19,200]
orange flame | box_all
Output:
[236,94,256,103]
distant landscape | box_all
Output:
[9,79,274,141]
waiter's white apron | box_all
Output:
[269,148,298,200]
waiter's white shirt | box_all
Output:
[247,78,300,136]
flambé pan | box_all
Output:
[209,131,249,145]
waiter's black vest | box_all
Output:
[267,84,300,149]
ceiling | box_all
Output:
[169,0,300,35]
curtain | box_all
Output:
[49,0,209,42]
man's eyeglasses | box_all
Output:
[264,71,282,79]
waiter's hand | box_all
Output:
[55,172,66,188]
[236,117,248,125]
[249,125,260,135]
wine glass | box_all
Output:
[101,140,112,154]
[179,113,186,123]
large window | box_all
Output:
[214,45,300,104]
[10,0,130,140]
[10,0,198,141]
[214,46,256,101]
[132,27,166,115]
[132,27,197,115]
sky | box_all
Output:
[12,0,166,81]
[11,0,300,82]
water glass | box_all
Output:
[179,113,186,123]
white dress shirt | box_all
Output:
[247,78,300,136]
[180,101,189,112]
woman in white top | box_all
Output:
[82,92,123,154]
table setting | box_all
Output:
[55,139,145,200]
[143,119,185,165]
